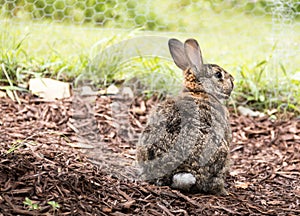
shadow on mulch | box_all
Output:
[0,93,299,216]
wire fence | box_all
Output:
[1,0,299,30]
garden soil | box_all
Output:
[0,93,299,215]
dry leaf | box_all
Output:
[102,207,112,213]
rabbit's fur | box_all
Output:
[136,38,234,195]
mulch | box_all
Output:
[0,92,299,216]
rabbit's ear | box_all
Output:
[184,39,204,76]
[168,39,189,70]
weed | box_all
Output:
[6,140,25,154]
[1,63,23,103]
[47,200,60,211]
[233,59,299,113]
[119,56,182,96]
[23,197,39,210]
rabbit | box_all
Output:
[136,38,234,195]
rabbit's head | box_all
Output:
[168,38,234,100]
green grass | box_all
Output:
[0,10,299,114]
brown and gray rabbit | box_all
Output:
[136,38,234,195]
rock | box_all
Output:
[79,86,97,96]
[29,78,70,100]
[121,87,134,99]
[0,91,6,98]
[106,84,119,95]
[237,106,265,118]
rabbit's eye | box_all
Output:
[214,71,223,79]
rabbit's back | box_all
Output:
[137,93,231,191]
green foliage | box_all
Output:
[0,24,89,97]
[23,197,39,210]
[119,56,183,96]
[75,35,123,86]
[0,31,30,102]
[47,200,60,211]
[6,140,24,154]
[233,60,299,113]
[77,34,182,96]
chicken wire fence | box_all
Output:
[1,0,299,29]
[1,0,299,57]
[1,0,299,179]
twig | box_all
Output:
[210,205,242,215]
[280,208,300,213]
[171,190,203,209]
[157,203,174,216]
[116,187,133,201]
[276,171,300,180]
[171,209,189,216]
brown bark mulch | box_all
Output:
[0,93,299,216]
